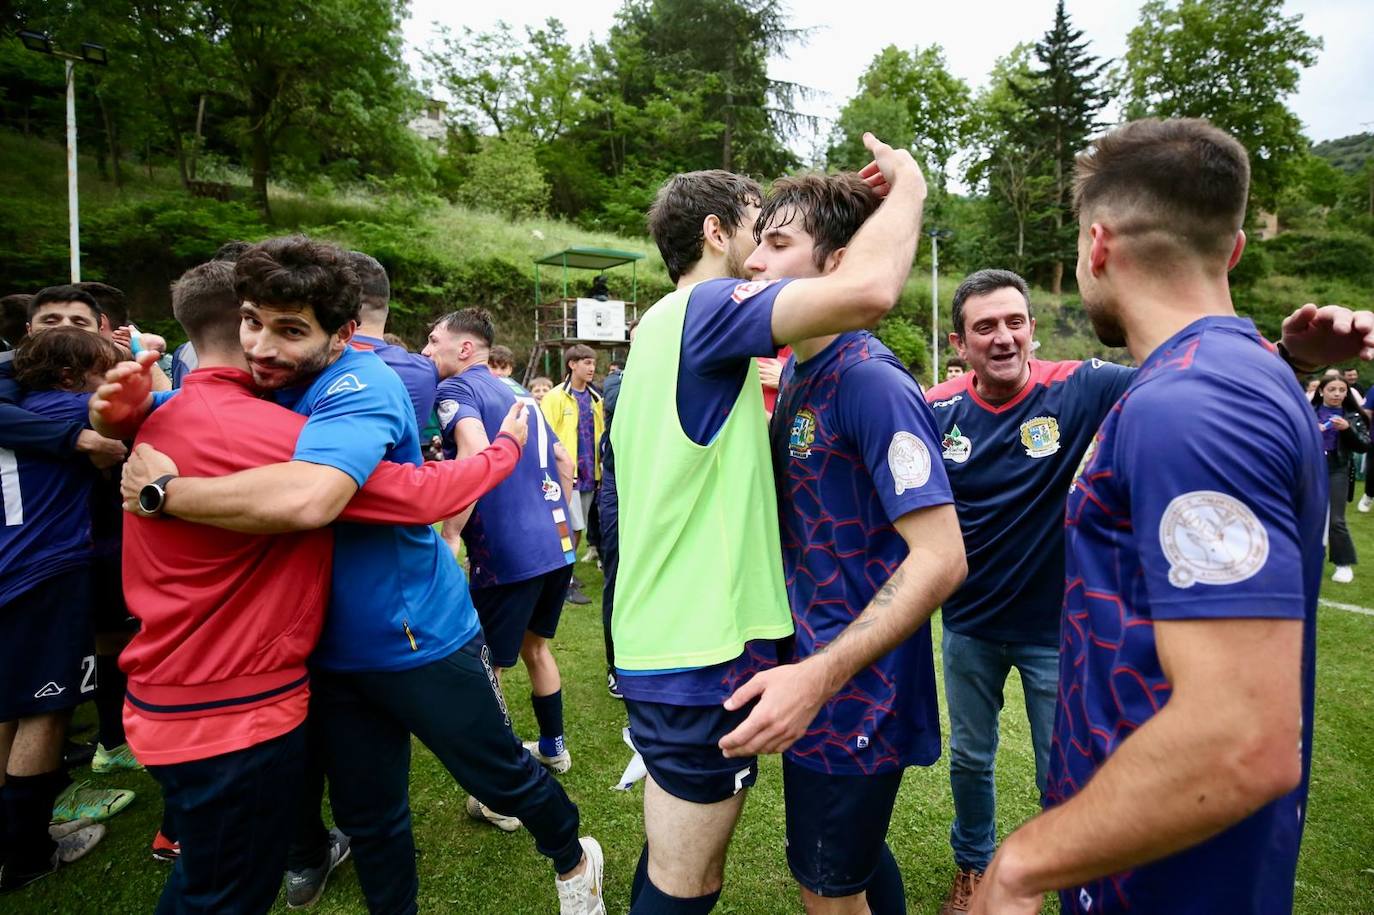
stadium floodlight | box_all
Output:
[18,32,109,281]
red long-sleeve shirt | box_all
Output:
[121,366,520,765]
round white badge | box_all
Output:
[888,431,931,495]
[1158,490,1269,588]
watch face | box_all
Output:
[138,484,162,515]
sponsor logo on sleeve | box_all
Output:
[1159,490,1269,588]
[1019,415,1062,458]
[324,373,368,397]
[34,681,65,699]
[730,279,777,303]
[436,399,459,429]
[941,424,972,464]
[888,431,931,494]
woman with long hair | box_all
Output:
[1312,375,1370,582]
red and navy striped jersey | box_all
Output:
[926,358,1134,645]
[772,331,952,774]
[1052,316,1324,913]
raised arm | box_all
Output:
[768,133,927,346]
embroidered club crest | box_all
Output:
[888,431,931,494]
[1019,415,1061,458]
[1159,490,1269,588]
[789,409,817,459]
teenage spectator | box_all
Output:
[540,345,603,605]
[1,329,130,892]
[1313,376,1368,582]
[945,356,966,379]
[530,377,554,404]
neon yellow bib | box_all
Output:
[610,283,794,670]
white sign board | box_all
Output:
[576,298,627,341]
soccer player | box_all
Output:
[0,328,127,892]
[104,236,604,915]
[347,251,439,432]
[611,133,925,913]
[100,257,526,914]
[738,172,967,915]
[970,118,1326,914]
[597,325,633,698]
[425,309,580,802]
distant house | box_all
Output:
[407,99,447,144]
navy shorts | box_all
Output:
[471,564,574,669]
[783,756,903,897]
[0,570,96,720]
[625,698,759,804]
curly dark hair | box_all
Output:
[234,236,361,334]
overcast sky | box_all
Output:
[401,0,1372,160]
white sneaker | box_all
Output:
[556,836,606,915]
[50,819,106,863]
[1332,565,1354,583]
[523,739,572,774]
[1360,495,1373,513]
[465,795,521,832]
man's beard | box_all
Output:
[248,338,335,390]
[724,243,748,280]
[1084,296,1126,348]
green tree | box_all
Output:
[1012,0,1109,292]
[828,44,971,208]
[1121,0,1322,209]
[457,133,549,220]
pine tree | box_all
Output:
[1012,0,1109,293]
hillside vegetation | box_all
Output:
[1,131,1367,375]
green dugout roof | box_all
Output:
[533,247,645,270]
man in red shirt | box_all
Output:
[99,259,525,914]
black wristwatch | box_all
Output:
[137,474,178,517]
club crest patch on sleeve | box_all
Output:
[888,431,931,494]
[1158,490,1269,588]
[436,399,459,430]
[731,279,777,303]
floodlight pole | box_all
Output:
[65,59,79,282]
[930,230,939,388]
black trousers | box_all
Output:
[1329,466,1358,566]
[312,636,582,915]
[148,724,306,915]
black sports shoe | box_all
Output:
[564,581,591,605]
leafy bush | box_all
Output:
[876,315,929,378]
[82,194,266,265]
[457,135,549,220]
[1264,231,1374,285]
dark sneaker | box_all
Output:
[939,867,983,915]
[285,828,351,908]
[607,671,623,700]
[564,581,591,605]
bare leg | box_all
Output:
[643,774,747,897]
[801,887,870,915]
[520,633,561,698]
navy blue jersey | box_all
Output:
[0,351,85,459]
[925,358,1134,645]
[435,365,574,588]
[352,334,440,434]
[772,332,951,775]
[0,390,98,605]
[278,347,480,672]
[1052,317,1323,914]
[617,276,792,705]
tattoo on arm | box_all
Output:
[816,567,904,657]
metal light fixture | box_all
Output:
[18,30,54,55]
[79,43,108,66]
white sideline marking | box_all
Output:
[1320,598,1374,617]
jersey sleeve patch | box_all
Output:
[888,431,932,494]
[1157,490,1270,589]
[731,279,779,303]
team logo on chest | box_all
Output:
[888,431,931,494]
[941,424,972,464]
[1019,415,1061,458]
[1159,490,1269,588]
[789,408,818,459]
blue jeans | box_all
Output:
[942,628,1057,872]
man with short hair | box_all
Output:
[736,171,967,915]
[106,236,605,915]
[99,257,526,914]
[971,117,1326,914]
[347,251,439,433]
[612,135,927,913]
[425,309,580,807]
[944,356,965,379]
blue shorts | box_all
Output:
[625,698,759,804]
[783,756,903,897]
[470,564,574,669]
[0,570,96,720]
